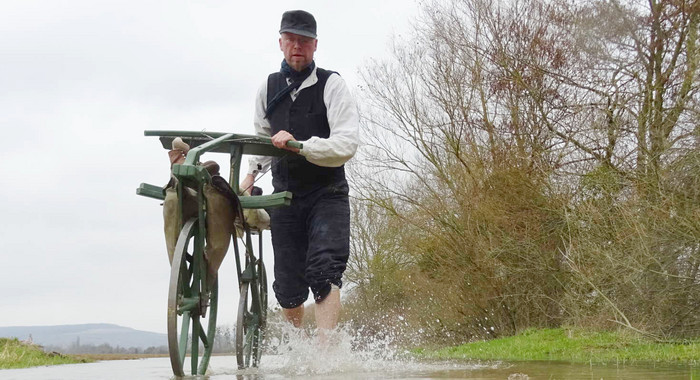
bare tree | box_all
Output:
[346,0,700,342]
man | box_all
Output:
[240,10,359,335]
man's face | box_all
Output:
[279,32,317,72]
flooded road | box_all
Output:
[3,355,699,379]
[3,327,699,379]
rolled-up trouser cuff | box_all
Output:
[312,279,342,303]
[279,298,306,309]
[273,282,309,309]
[277,293,308,309]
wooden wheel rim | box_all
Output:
[167,218,218,376]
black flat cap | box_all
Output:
[279,10,317,39]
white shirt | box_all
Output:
[247,66,360,176]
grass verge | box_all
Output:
[0,338,91,369]
[418,328,700,364]
[73,353,167,361]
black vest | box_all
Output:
[266,67,346,195]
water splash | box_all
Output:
[244,319,498,379]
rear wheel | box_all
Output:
[259,263,268,331]
[236,262,267,369]
[167,218,218,376]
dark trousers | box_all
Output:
[270,181,350,309]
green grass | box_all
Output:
[0,338,90,369]
[419,328,700,364]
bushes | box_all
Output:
[345,162,571,345]
[345,152,699,344]
[562,158,700,338]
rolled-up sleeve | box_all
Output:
[298,74,359,167]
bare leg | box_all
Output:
[283,305,304,328]
[315,287,340,344]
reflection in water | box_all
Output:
[2,354,699,379]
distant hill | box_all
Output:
[0,323,166,349]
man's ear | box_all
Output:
[314,39,318,52]
[279,38,283,51]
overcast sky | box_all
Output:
[0,0,419,333]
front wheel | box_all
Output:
[167,218,218,376]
